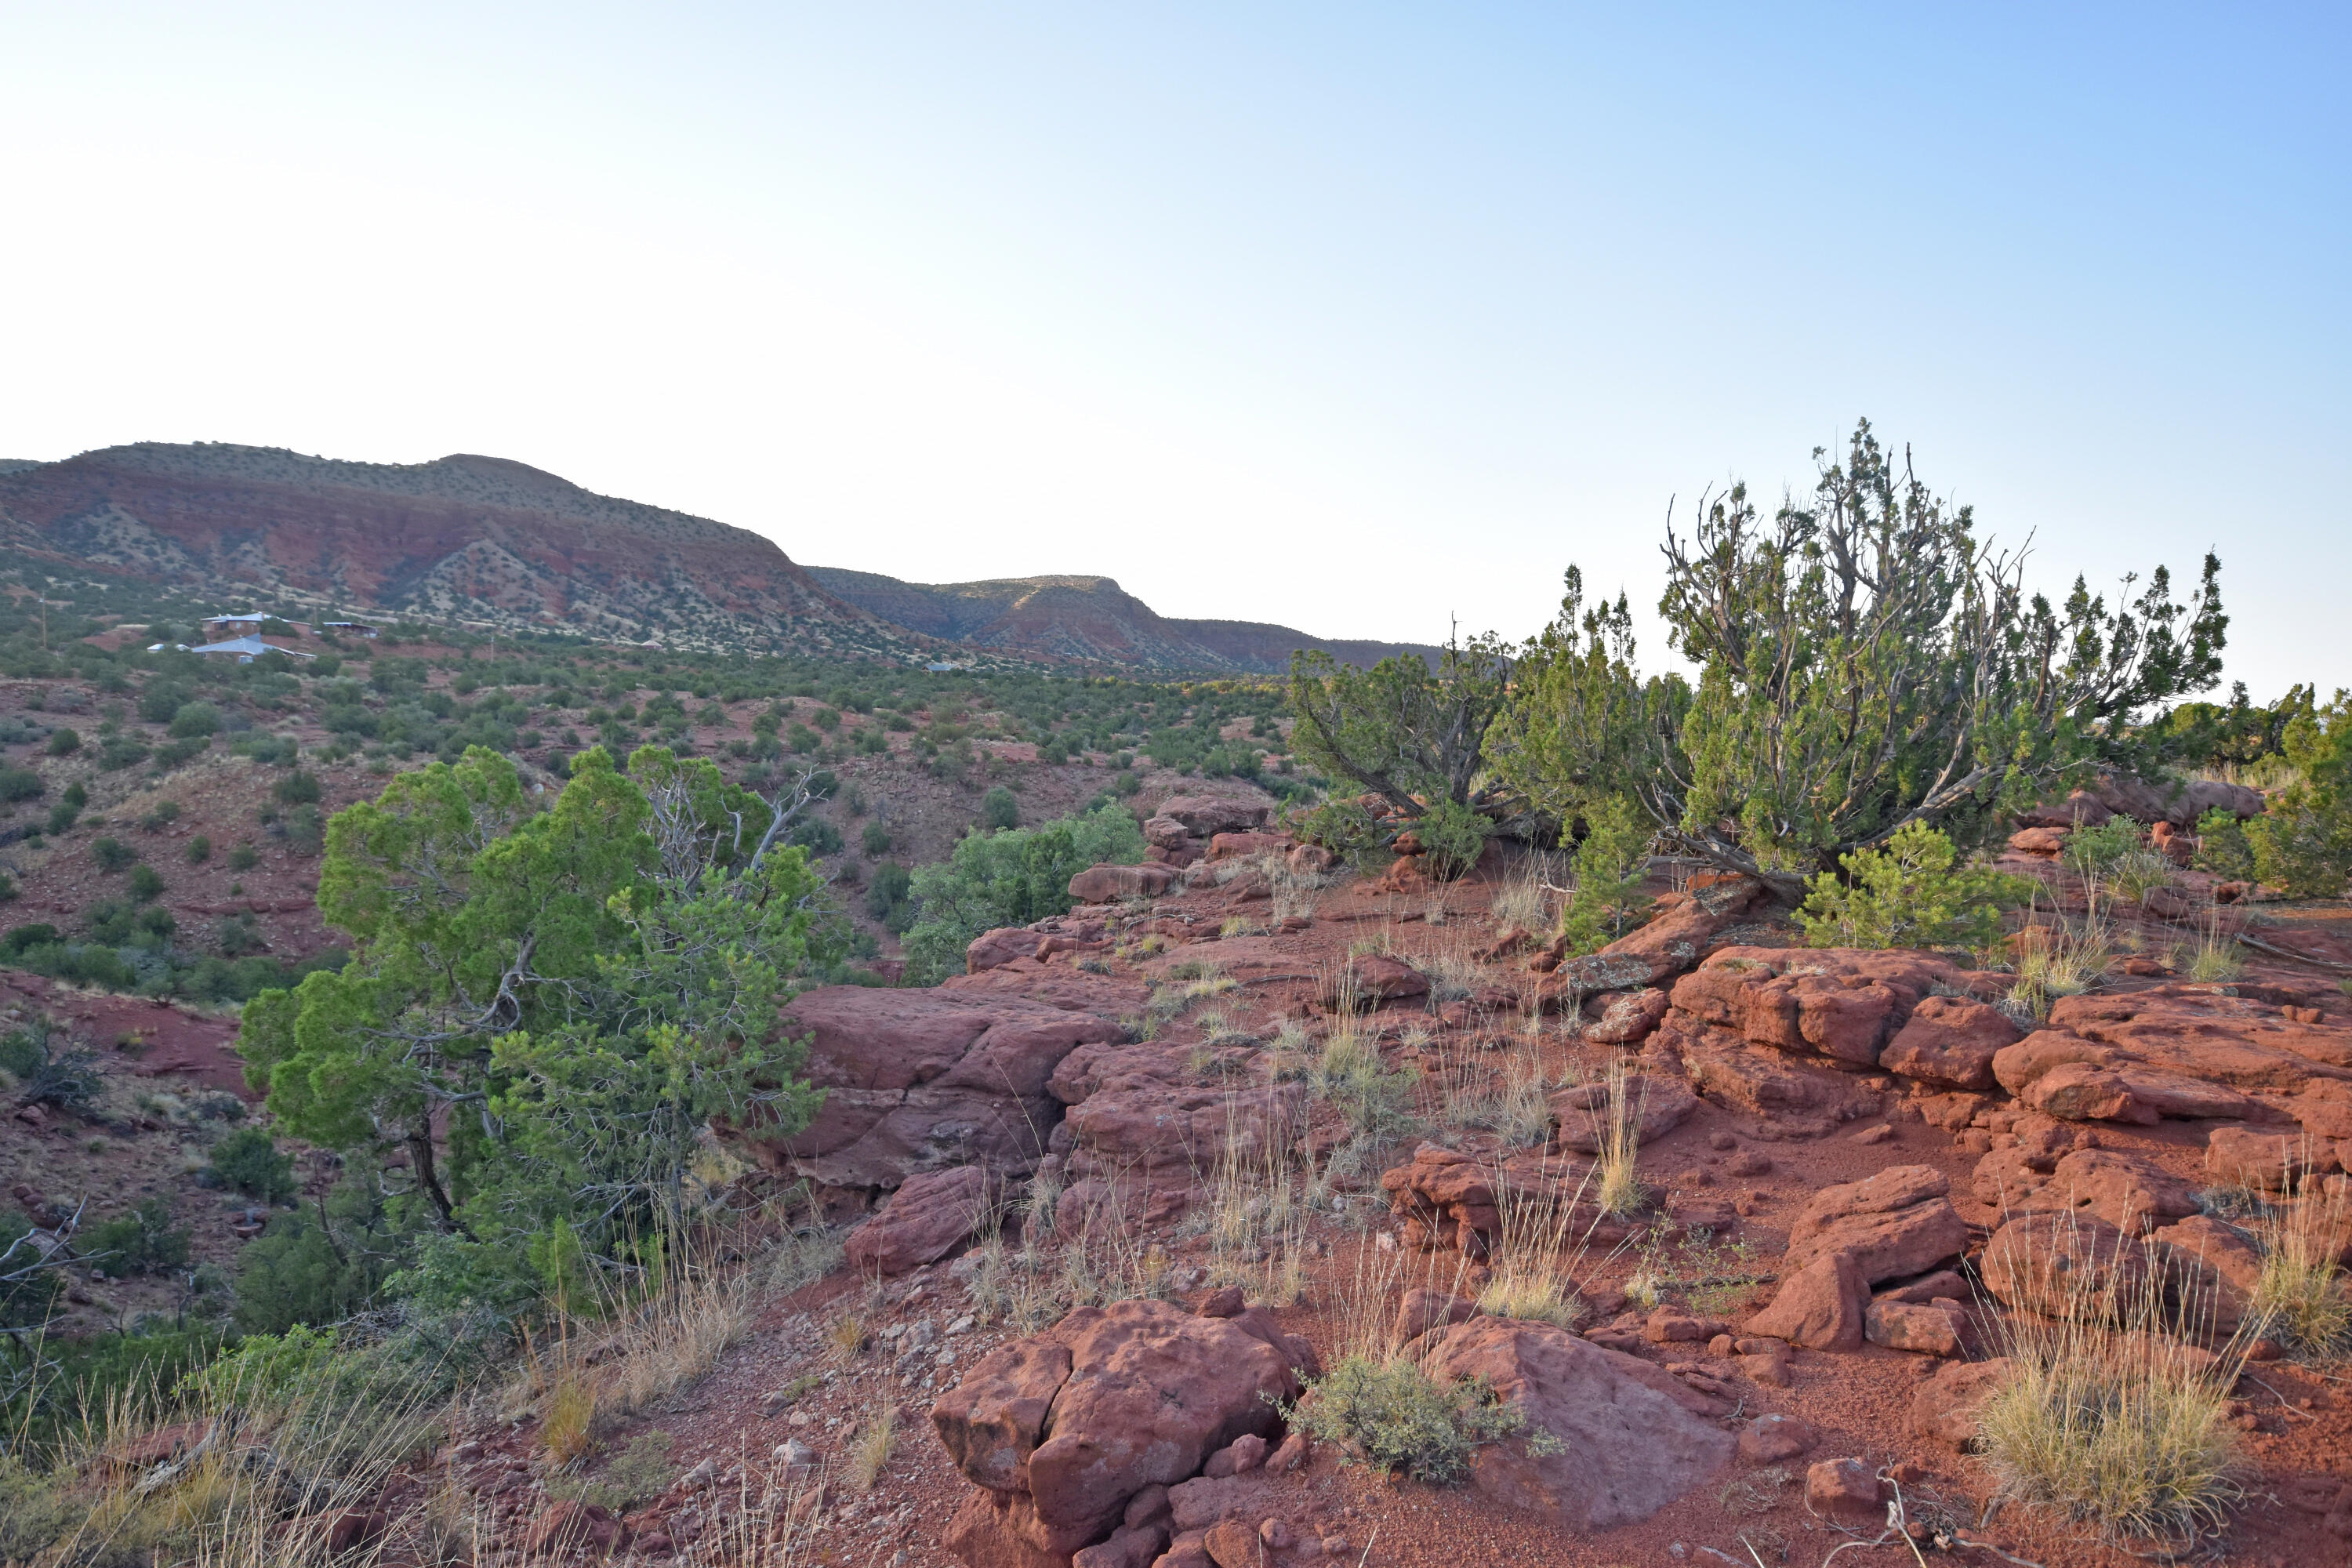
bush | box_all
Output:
[204,1126,299,1203]
[1797,822,2032,952]
[1415,798,1492,880]
[1289,797,1390,866]
[82,1197,191,1277]
[273,769,321,804]
[137,684,187,725]
[128,864,165,902]
[1286,1356,1528,1485]
[2241,698,2350,896]
[0,1022,102,1113]
[979,786,1020,831]
[91,837,139,873]
[2063,815,2145,877]
[167,701,223,739]
[786,815,842,856]
[900,805,1147,984]
[97,737,151,771]
[228,844,260,871]
[187,834,212,865]
[861,821,892,857]
[233,1164,410,1334]
[42,728,78,757]
[0,767,43,803]
[865,862,915,932]
[1559,795,1652,953]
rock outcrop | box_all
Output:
[1415,1318,1737,1526]
[931,1300,1310,1566]
[772,985,1127,1191]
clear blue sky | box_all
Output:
[2,4,2343,699]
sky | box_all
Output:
[1,3,2344,699]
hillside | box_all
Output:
[0,443,1436,676]
[0,442,913,659]
[808,565,1440,674]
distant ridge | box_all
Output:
[0,442,1436,673]
[805,567,1439,674]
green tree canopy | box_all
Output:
[239,745,837,1308]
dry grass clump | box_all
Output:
[2251,1184,2352,1352]
[5,1334,448,1568]
[595,1269,756,1418]
[1310,1028,1423,1142]
[2010,903,2114,1021]
[962,1178,1181,1332]
[2183,917,2246,984]
[1439,1042,1551,1149]
[2107,849,2181,904]
[1590,1058,1646,1218]
[539,1370,598,1465]
[1976,1225,2252,1547]
[845,1393,897,1490]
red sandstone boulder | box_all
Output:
[1878,995,2020,1091]
[2014,790,2114,829]
[1379,1144,1628,1258]
[2008,826,2070,856]
[969,927,1047,973]
[1806,1458,1886,1523]
[1909,1358,2013,1444]
[1142,815,1193,851]
[1205,831,1289,862]
[1416,1318,1736,1526]
[1980,1211,2161,1319]
[845,1165,998,1277]
[1287,843,1334,875]
[932,1300,1302,1566]
[1657,1018,1879,1138]
[1394,1287,1479,1343]
[1784,1165,1966,1285]
[774,986,1127,1189]
[2207,1123,2343,1191]
[1068,863,1177,903]
[1668,948,1952,1067]
[1549,1074,1698,1153]
[1587,987,1671,1045]
[1333,953,1428,1007]
[1050,1042,1308,1205]
[1864,1299,1966,1356]
[1745,1250,1867,1351]
[1157,796,1272,837]
[1552,880,1769,995]
[2001,1147,2201,1235]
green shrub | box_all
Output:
[97,737,151,771]
[128,863,165,902]
[1798,821,2033,951]
[1286,1356,1529,1485]
[1290,797,1390,866]
[2242,699,2350,896]
[137,684,188,725]
[0,767,43,803]
[91,836,138,873]
[1415,798,1492,880]
[233,1164,410,1334]
[2064,816,2145,877]
[204,1126,299,1202]
[980,786,1021,831]
[862,821,892,857]
[167,701,223,739]
[42,728,78,757]
[1559,794,1653,954]
[272,768,321,804]
[228,844,260,871]
[82,1197,191,1277]
[187,834,212,864]
[787,815,842,856]
[140,800,181,830]
[901,804,1147,983]
[865,862,914,931]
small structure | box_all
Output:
[187,634,316,665]
[203,612,270,639]
[322,620,379,638]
